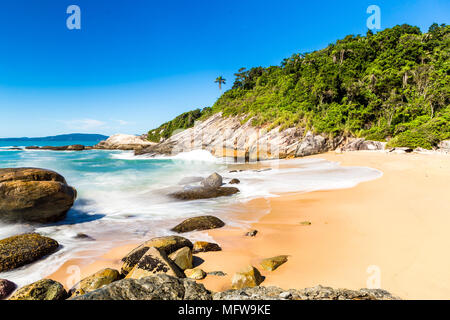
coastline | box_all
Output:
[49,151,450,299]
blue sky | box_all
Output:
[0,0,448,137]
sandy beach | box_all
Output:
[49,151,450,299]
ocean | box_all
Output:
[0,139,382,286]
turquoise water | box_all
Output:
[0,140,382,286]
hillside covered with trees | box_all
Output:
[148,24,449,149]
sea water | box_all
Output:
[0,140,382,286]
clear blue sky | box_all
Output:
[0,0,448,137]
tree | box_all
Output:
[215,76,226,91]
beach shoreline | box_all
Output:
[49,151,450,299]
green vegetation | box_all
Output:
[149,24,449,149]
[215,76,226,91]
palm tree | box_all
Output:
[215,76,226,91]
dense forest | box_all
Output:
[148,24,449,149]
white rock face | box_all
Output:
[95,134,154,150]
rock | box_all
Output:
[207,271,227,276]
[231,266,264,289]
[168,247,193,270]
[69,268,121,297]
[0,279,16,300]
[388,147,414,154]
[342,138,386,151]
[66,144,85,151]
[229,178,240,184]
[300,221,312,226]
[71,274,212,300]
[0,233,59,272]
[178,176,204,185]
[245,230,258,237]
[171,215,225,233]
[125,247,185,279]
[296,131,328,157]
[121,235,193,276]
[213,285,399,300]
[260,255,289,271]
[202,173,223,188]
[184,268,206,280]
[0,168,77,223]
[9,279,67,300]
[438,140,450,150]
[170,186,239,200]
[94,134,155,151]
[192,241,222,253]
[73,233,95,240]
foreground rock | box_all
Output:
[168,247,193,270]
[202,173,223,188]
[0,233,59,272]
[71,274,212,300]
[126,247,185,279]
[170,186,239,200]
[184,268,206,280]
[260,255,288,271]
[121,236,193,276]
[171,216,225,233]
[0,279,16,299]
[231,266,264,289]
[192,241,222,253]
[69,268,121,297]
[9,279,67,300]
[0,168,77,223]
[213,285,399,300]
[94,134,155,151]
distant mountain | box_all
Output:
[0,133,109,142]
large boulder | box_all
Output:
[0,168,76,223]
[9,279,67,300]
[231,266,264,290]
[168,247,193,270]
[342,138,386,151]
[260,255,288,271]
[69,268,121,297]
[71,274,212,300]
[192,241,222,253]
[95,134,155,151]
[121,236,193,276]
[170,186,239,200]
[0,233,59,272]
[296,131,328,157]
[171,215,225,233]
[125,247,185,279]
[202,173,223,188]
[0,279,16,300]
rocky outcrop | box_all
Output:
[69,268,121,297]
[171,216,225,233]
[170,186,239,200]
[94,134,155,151]
[125,247,185,279]
[342,138,386,151]
[202,173,223,188]
[295,131,329,157]
[260,255,288,271]
[121,236,193,276]
[0,233,59,272]
[168,247,193,270]
[192,241,222,253]
[9,279,67,300]
[25,145,86,151]
[0,168,76,223]
[71,274,212,300]
[184,268,206,280]
[0,279,16,300]
[231,266,264,289]
[213,285,399,300]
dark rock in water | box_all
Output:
[0,279,17,299]
[121,236,193,276]
[202,173,223,188]
[170,186,239,200]
[207,271,227,277]
[192,241,222,253]
[0,233,59,272]
[9,279,67,300]
[24,145,85,151]
[71,274,212,300]
[8,147,22,150]
[0,168,77,223]
[74,233,95,241]
[229,178,240,184]
[178,176,204,185]
[171,215,225,233]
[245,230,258,237]
[213,285,399,300]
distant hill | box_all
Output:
[0,133,109,142]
